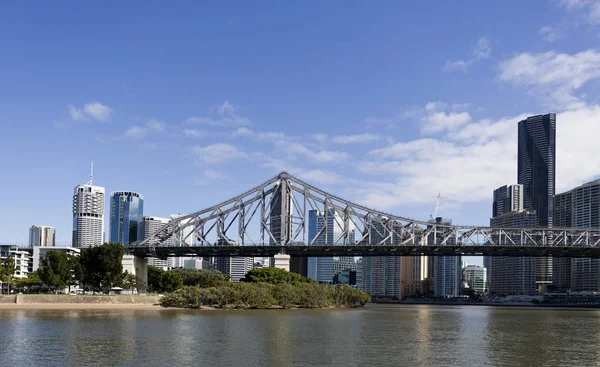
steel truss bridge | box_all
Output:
[130,172,600,258]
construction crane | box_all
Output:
[430,193,441,221]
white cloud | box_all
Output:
[233,127,254,137]
[498,49,600,108]
[202,169,231,180]
[559,0,600,24]
[350,101,600,212]
[191,143,247,165]
[124,119,166,140]
[332,133,380,144]
[445,37,491,72]
[312,133,328,144]
[538,26,564,42]
[256,132,285,141]
[185,101,251,127]
[68,102,113,122]
[274,141,352,163]
[298,169,345,185]
[182,129,208,138]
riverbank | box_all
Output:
[372,300,600,308]
[0,294,162,310]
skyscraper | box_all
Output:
[431,217,461,298]
[140,216,171,269]
[72,182,105,248]
[518,113,556,289]
[553,191,572,292]
[307,209,354,283]
[463,265,487,293]
[109,191,144,245]
[29,225,55,247]
[553,179,600,292]
[360,217,402,299]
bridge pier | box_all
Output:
[122,255,148,291]
[273,253,290,271]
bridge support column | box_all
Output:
[273,253,290,272]
[122,255,148,292]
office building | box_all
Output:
[307,209,346,283]
[360,217,402,298]
[29,225,55,247]
[493,185,524,217]
[356,258,363,289]
[463,265,486,293]
[554,179,600,292]
[33,246,80,271]
[72,182,105,248]
[489,208,537,295]
[140,216,171,270]
[109,191,144,245]
[401,256,429,297]
[214,257,254,282]
[430,218,460,298]
[518,113,556,287]
[553,191,572,291]
[333,257,356,275]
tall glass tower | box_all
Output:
[109,191,144,245]
[518,113,556,227]
[518,113,556,288]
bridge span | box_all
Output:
[130,172,600,258]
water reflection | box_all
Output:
[2,306,600,366]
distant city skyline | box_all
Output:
[2,2,600,268]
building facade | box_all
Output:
[214,257,254,282]
[0,245,31,283]
[518,113,556,288]
[29,225,55,247]
[463,265,487,293]
[72,184,105,248]
[429,217,460,298]
[359,218,402,299]
[140,216,171,270]
[553,179,600,292]
[110,191,144,245]
[489,209,537,295]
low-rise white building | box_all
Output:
[32,246,81,271]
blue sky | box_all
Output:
[2,1,600,256]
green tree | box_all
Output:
[147,265,164,293]
[14,271,43,293]
[159,271,184,293]
[242,267,315,285]
[122,271,137,293]
[80,243,126,292]
[67,254,84,293]
[173,268,230,287]
[0,257,17,294]
[38,251,70,291]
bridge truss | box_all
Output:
[130,172,600,258]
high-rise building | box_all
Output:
[401,256,429,297]
[140,216,171,270]
[489,209,537,295]
[553,191,572,292]
[518,113,556,288]
[360,217,402,299]
[72,183,105,248]
[306,209,354,283]
[356,258,363,289]
[109,191,144,245]
[29,225,55,247]
[431,217,461,298]
[493,185,524,217]
[463,265,487,293]
[554,179,600,292]
[214,257,254,282]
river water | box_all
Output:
[0,304,598,366]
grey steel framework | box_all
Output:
[130,172,600,258]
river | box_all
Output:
[0,304,598,366]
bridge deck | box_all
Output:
[129,245,600,258]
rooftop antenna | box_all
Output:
[87,161,94,185]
